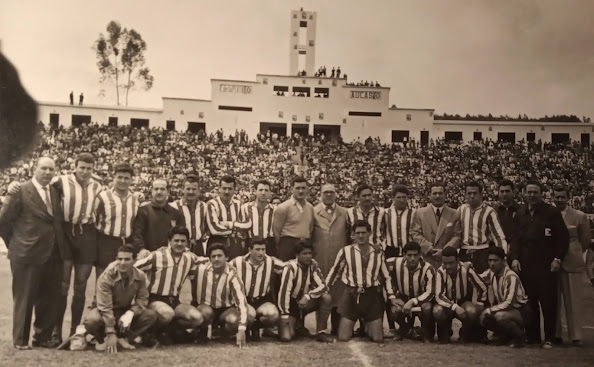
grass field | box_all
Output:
[0,256,593,367]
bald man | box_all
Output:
[132,179,185,259]
[0,157,69,349]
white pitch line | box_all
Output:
[348,341,375,367]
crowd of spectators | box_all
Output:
[2,123,594,214]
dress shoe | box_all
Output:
[384,329,396,339]
[572,340,583,347]
[32,339,60,349]
[543,341,553,349]
[315,332,335,343]
[295,327,312,338]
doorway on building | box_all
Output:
[187,122,205,133]
[292,124,309,137]
[420,131,429,146]
[260,122,287,137]
[551,133,570,145]
[314,124,341,141]
[497,132,516,143]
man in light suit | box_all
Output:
[411,182,461,268]
[552,185,591,346]
[0,157,69,350]
[312,183,349,335]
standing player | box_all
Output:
[433,246,487,344]
[387,242,436,342]
[326,220,398,344]
[458,181,507,273]
[169,174,208,256]
[229,237,285,339]
[206,175,252,260]
[240,179,276,256]
[278,240,334,343]
[134,226,204,345]
[273,176,315,261]
[347,184,385,248]
[94,163,140,278]
[191,237,252,348]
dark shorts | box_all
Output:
[459,248,490,274]
[384,246,401,258]
[337,286,384,322]
[212,306,234,326]
[247,294,275,309]
[64,222,97,264]
[278,236,307,262]
[148,294,181,309]
[96,233,128,269]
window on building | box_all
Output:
[392,130,410,143]
[473,131,482,141]
[348,111,382,117]
[130,118,149,128]
[498,132,516,143]
[108,117,118,127]
[72,115,91,127]
[273,85,289,96]
[314,87,329,98]
[218,105,253,112]
[551,133,570,145]
[292,86,310,97]
[444,131,463,143]
[527,132,536,142]
[49,113,59,128]
[166,120,175,131]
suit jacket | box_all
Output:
[410,205,461,267]
[0,180,68,264]
[560,207,591,273]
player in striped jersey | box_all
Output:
[386,241,436,342]
[134,226,204,345]
[326,220,398,344]
[240,179,276,256]
[169,174,208,256]
[229,237,284,340]
[206,175,252,260]
[94,163,140,278]
[383,184,415,338]
[479,247,530,348]
[458,180,508,273]
[347,184,385,247]
[278,240,334,343]
[191,237,252,348]
[433,246,488,344]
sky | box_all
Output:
[2,0,594,119]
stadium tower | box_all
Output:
[289,9,317,76]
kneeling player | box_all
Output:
[326,220,399,343]
[192,237,252,348]
[135,226,204,345]
[480,247,531,348]
[84,244,158,353]
[229,237,284,339]
[387,241,436,342]
[432,246,487,343]
[278,240,334,343]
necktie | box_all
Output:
[43,186,53,215]
[436,208,441,223]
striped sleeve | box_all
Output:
[490,272,518,312]
[434,269,454,308]
[325,247,346,288]
[379,256,396,299]
[206,201,232,235]
[272,256,286,274]
[229,273,248,325]
[232,202,252,231]
[305,266,328,300]
[278,265,295,315]
[94,194,105,229]
[134,252,154,273]
[468,267,488,304]
[486,209,508,252]
[415,264,435,304]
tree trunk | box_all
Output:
[125,70,131,106]
[114,55,120,106]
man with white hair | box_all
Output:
[0,157,69,349]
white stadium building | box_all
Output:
[38,8,592,146]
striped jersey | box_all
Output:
[347,205,385,246]
[229,253,285,299]
[385,206,415,250]
[94,188,140,238]
[480,266,528,312]
[240,201,275,239]
[326,244,395,298]
[434,264,487,309]
[386,257,435,304]
[459,203,508,252]
[134,247,196,298]
[192,261,248,325]
[206,196,252,236]
[169,199,207,241]
[54,174,103,224]
[278,259,328,315]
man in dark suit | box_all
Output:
[509,180,569,348]
[0,157,69,350]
